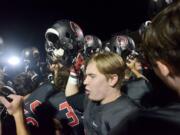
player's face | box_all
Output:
[84,61,111,103]
[134,58,142,71]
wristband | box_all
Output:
[67,75,78,85]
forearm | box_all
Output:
[65,77,79,97]
[65,70,80,97]
[65,52,85,97]
[14,110,30,135]
[0,95,28,135]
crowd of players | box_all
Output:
[0,0,180,135]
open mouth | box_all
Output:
[85,88,90,95]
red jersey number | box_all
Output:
[59,101,79,127]
[30,100,42,114]
[26,117,39,127]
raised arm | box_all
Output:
[0,95,30,135]
[65,53,84,97]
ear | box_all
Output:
[108,74,118,87]
[155,60,170,77]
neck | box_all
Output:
[101,88,121,105]
[166,75,180,97]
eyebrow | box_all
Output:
[85,73,96,76]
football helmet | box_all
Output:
[45,20,84,67]
[103,35,137,60]
[83,35,102,58]
[21,47,40,65]
[138,20,152,37]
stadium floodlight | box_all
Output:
[7,56,20,66]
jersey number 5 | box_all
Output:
[30,100,42,114]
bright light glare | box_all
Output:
[8,56,20,66]
[25,51,30,56]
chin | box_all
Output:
[88,95,94,100]
[88,95,101,102]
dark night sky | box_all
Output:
[0,0,149,55]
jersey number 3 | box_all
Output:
[59,101,79,127]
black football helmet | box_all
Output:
[83,35,102,58]
[21,47,40,65]
[103,35,138,60]
[45,20,84,67]
[21,47,41,73]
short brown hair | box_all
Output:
[142,1,180,74]
[88,52,126,89]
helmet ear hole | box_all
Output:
[113,46,117,52]
[65,32,71,38]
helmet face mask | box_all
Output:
[46,32,60,49]
[45,20,84,67]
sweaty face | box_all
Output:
[83,62,111,103]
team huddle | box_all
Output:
[0,1,180,135]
